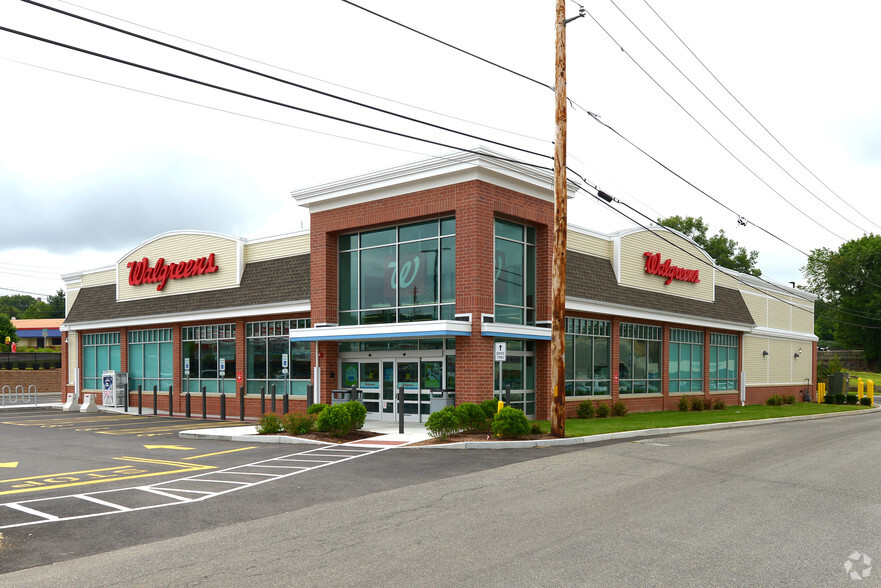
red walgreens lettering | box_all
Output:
[127,253,218,291]
[643,252,700,285]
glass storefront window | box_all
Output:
[494,219,536,325]
[128,329,173,393]
[182,323,236,394]
[564,318,611,397]
[619,323,661,394]
[338,217,455,325]
[246,319,311,396]
[710,333,738,391]
[82,332,121,389]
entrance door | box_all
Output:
[358,358,443,422]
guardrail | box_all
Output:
[1,384,38,407]
[0,352,62,370]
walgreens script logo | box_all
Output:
[127,253,219,291]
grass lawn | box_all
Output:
[846,371,881,383]
[534,402,873,437]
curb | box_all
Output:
[417,405,881,449]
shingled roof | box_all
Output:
[65,255,310,325]
[567,251,755,326]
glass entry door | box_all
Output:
[354,358,441,422]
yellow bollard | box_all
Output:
[858,378,864,400]
[498,400,505,413]
[869,380,874,405]
[818,382,825,403]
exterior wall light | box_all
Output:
[762,350,769,357]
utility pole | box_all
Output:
[550,0,568,437]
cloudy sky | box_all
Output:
[1,0,879,299]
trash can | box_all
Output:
[331,389,352,405]
[429,389,455,413]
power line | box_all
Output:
[606,0,872,236]
[640,0,881,233]
[22,0,553,163]
[0,23,567,180]
[580,7,850,243]
[53,0,550,147]
[340,0,554,92]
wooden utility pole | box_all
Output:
[550,0,567,437]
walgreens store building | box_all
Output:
[61,150,817,420]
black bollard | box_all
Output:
[398,384,404,434]
[153,385,158,416]
[260,386,265,415]
[505,384,511,407]
[201,386,207,420]
[220,391,226,421]
[239,386,245,422]
[138,385,143,415]
[185,391,191,418]
[271,384,277,413]
[283,392,289,415]
[168,385,174,418]
[306,383,313,411]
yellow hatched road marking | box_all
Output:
[0,457,215,497]
[183,447,257,460]
[96,422,246,435]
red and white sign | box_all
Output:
[127,253,219,291]
[236,371,243,385]
[643,252,700,286]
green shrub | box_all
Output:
[611,401,628,417]
[576,400,595,419]
[425,407,461,440]
[256,412,284,434]
[712,399,726,410]
[306,403,327,415]
[677,396,689,412]
[766,394,783,407]
[480,398,500,421]
[315,404,352,436]
[595,403,611,418]
[690,397,704,411]
[282,411,315,435]
[846,394,859,405]
[834,393,846,405]
[860,397,872,406]
[491,406,530,438]
[530,424,543,435]
[342,400,367,431]
[783,395,795,404]
[824,393,835,404]
[456,403,491,431]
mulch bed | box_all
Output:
[254,430,381,444]
[407,431,558,446]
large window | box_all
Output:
[339,218,455,325]
[619,323,661,394]
[565,318,611,396]
[669,329,704,393]
[82,332,120,389]
[710,333,738,391]
[246,319,311,396]
[494,219,536,325]
[128,329,173,393]
[182,324,236,394]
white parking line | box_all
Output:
[0,443,390,529]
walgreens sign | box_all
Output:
[127,253,219,291]
[643,252,700,286]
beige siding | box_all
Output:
[793,344,812,383]
[65,285,80,316]
[741,291,768,328]
[568,231,612,260]
[245,233,310,263]
[769,339,792,382]
[767,296,791,330]
[744,335,769,385]
[118,233,241,301]
[715,271,740,289]
[618,230,714,302]
[82,269,115,288]
[67,331,78,385]
[791,302,815,334]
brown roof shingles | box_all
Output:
[567,251,754,326]
[65,255,310,325]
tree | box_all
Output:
[657,215,762,276]
[20,300,51,319]
[0,295,37,319]
[802,234,881,362]
[47,289,66,318]
[0,314,16,352]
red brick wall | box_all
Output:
[0,368,62,397]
